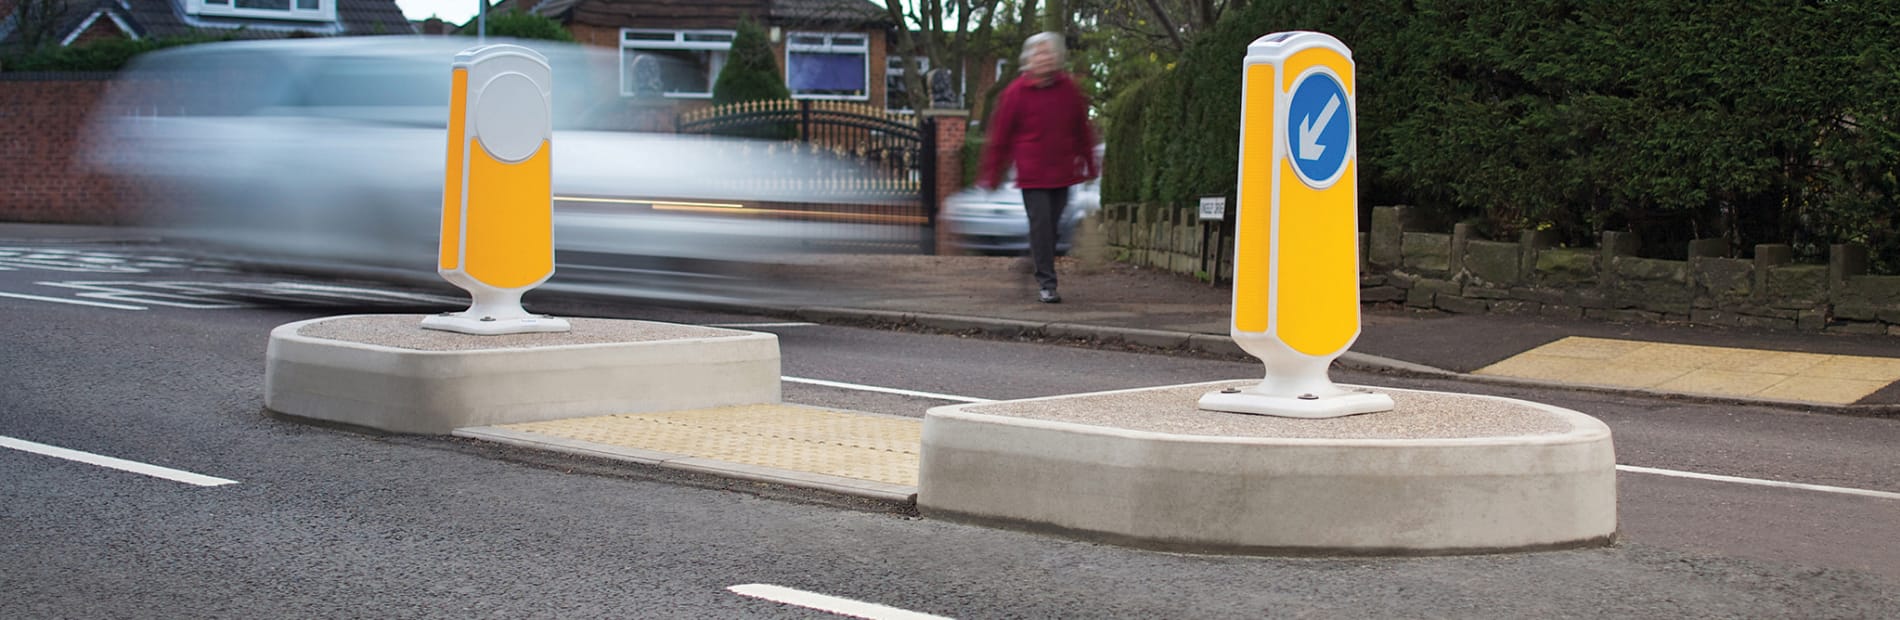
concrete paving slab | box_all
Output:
[488,404,922,487]
[1477,337,1900,405]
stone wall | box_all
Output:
[1100,202,1900,335]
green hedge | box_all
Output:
[458,10,575,41]
[2,34,236,72]
[1105,0,1900,269]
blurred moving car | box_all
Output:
[940,176,1102,255]
[87,36,902,303]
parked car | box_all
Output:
[86,36,902,303]
[940,175,1102,255]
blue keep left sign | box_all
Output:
[1285,71,1351,187]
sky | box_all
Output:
[396,0,481,24]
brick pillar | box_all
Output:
[923,109,969,254]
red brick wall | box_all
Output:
[928,111,967,254]
[0,75,143,224]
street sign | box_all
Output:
[1198,31,1391,419]
[1198,196,1227,221]
[1285,71,1352,188]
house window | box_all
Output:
[187,0,335,22]
[620,29,734,99]
[884,56,926,113]
[786,32,869,101]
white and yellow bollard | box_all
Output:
[422,44,570,335]
[1198,31,1393,418]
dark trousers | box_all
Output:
[1022,186,1070,291]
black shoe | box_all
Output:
[1038,289,1062,303]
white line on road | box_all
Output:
[782,377,994,404]
[728,584,952,620]
[1616,464,1900,501]
[707,322,819,328]
[0,291,146,310]
[0,435,237,487]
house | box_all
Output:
[0,0,414,50]
[498,0,910,113]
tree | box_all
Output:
[879,0,1011,115]
[711,17,789,105]
[709,17,795,140]
[4,0,80,55]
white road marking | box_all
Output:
[1616,464,1900,501]
[728,584,952,620]
[707,322,819,328]
[782,377,994,404]
[26,281,462,309]
[0,291,146,310]
[0,435,237,487]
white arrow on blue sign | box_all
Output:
[1285,71,1351,187]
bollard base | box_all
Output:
[1198,386,1394,418]
[421,312,571,336]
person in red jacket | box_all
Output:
[978,31,1099,304]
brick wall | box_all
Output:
[926,110,967,254]
[0,74,142,224]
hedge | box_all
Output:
[1104,0,1900,270]
[1,34,236,72]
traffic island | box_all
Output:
[265,314,780,434]
[918,380,1617,556]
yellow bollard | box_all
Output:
[422,44,570,336]
[1198,31,1392,418]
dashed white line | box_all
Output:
[728,584,952,620]
[0,291,146,310]
[706,322,820,328]
[781,376,994,404]
[0,435,237,487]
[1616,464,1900,501]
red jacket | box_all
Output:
[978,72,1098,190]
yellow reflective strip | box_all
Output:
[1275,156,1359,356]
[1234,63,1276,334]
[440,67,468,271]
[1282,48,1355,96]
[464,138,553,289]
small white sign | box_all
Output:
[1199,196,1227,221]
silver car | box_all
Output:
[940,176,1101,255]
[87,36,900,302]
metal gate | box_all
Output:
[678,100,937,254]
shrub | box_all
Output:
[2,33,235,72]
[709,17,795,140]
[459,10,575,42]
[1106,0,1900,270]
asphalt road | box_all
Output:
[3,241,1898,618]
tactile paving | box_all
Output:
[498,404,922,486]
[1476,337,1900,405]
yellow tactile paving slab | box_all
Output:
[1475,337,1900,405]
[497,404,922,486]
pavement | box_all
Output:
[8,221,1900,505]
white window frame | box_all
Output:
[619,28,735,99]
[884,56,927,113]
[785,31,871,102]
[184,0,335,22]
